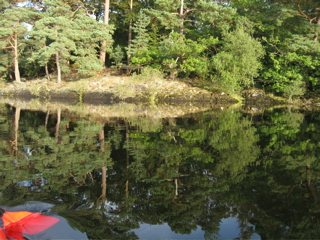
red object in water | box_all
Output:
[0,228,6,240]
[0,210,59,240]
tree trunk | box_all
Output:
[13,33,21,82]
[14,107,20,158]
[45,110,50,129]
[99,0,110,67]
[55,108,61,143]
[95,166,107,208]
[45,64,51,81]
[179,0,184,35]
[125,124,130,198]
[101,166,107,200]
[99,127,105,152]
[127,0,133,65]
[95,128,107,208]
[307,179,318,206]
[314,12,320,42]
[174,178,179,196]
[56,52,61,83]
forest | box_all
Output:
[0,0,319,97]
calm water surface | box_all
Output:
[0,103,319,239]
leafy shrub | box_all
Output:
[132,67,164,82]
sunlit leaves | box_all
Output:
[212,18,265,92]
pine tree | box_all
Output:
[145,0,236,36]
[30,1,114,83]
[127,10,150,66]
[31,15,76,83]
[0,7,33,82]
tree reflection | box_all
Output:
[0,105,319,239]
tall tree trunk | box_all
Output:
[100,166,107,202]
[99,127,105,152]
[95,167,107,208]
[127,0,133,65]
[179,0,184,35]
[13,33,21,82]
[99,0,110,67]
[98,127,107,206]
[56,52,61,84]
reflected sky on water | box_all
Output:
[134,218,261,240]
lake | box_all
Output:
[0,100,319,239]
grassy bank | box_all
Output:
[0,71,237,105]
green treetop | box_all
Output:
[30,0,114,83]
[0,6,35,82]
[213,17,265,92]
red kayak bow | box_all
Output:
[0,208,59,240]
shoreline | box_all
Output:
[0,76,239,105]
[0,75,289,107]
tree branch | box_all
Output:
[182,8,198,19]
[262,37,284,55]
[76,0,92,17]
[297,3,311,22]
[171,8,198,19]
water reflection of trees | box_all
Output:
[0,105,320,238]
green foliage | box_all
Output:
[132,67,164,82]
[0,51,10,80]
[1,104,320,238]
[181,57,209,76]
[0,0,319,97]
[109,0,153,47]
[0,6,34,81]
[147,0,236,35]
[212,18,265,92]
[207,110,260,179]
[283,79,306,102]
[128,10,151,66]
[29,4,114,81]
[157,32,217,78]
[231,0,320,96]
[261,35,320,94]
[110,45,125,68]
[0,7,29,48]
